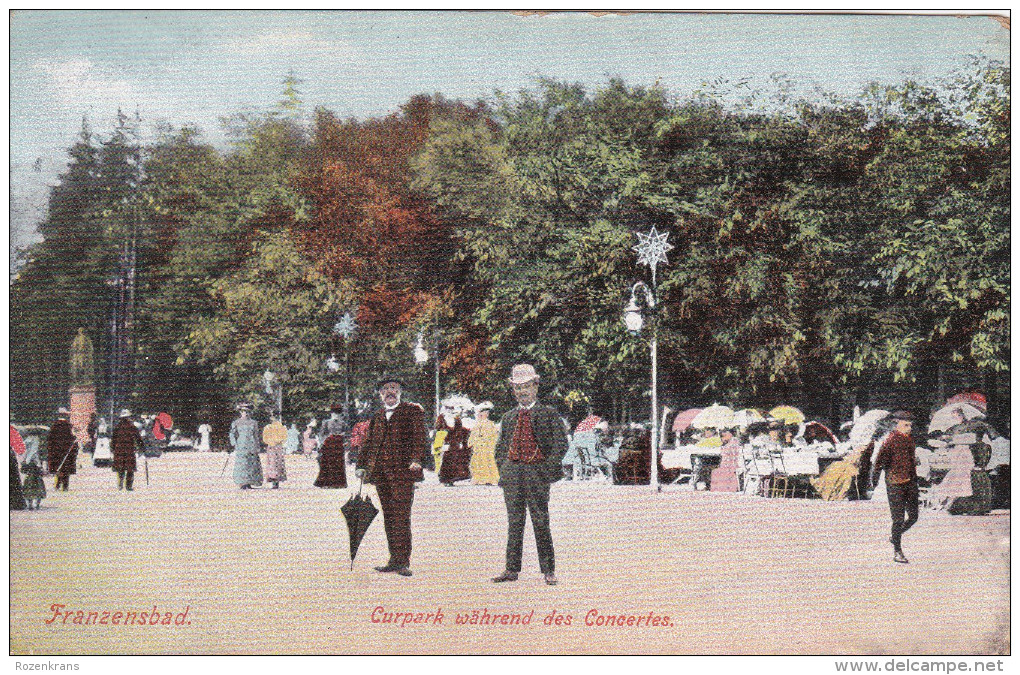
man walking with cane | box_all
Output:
[357,377,428,578]
[492,364,568,585]
[47,408,78,492]
[112,409,145,490]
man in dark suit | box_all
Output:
[492,364,569,585]
[357,377,427,577]
[111,409,145,491]
[47,408,78,492]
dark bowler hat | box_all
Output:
[376,375,404,389]
[890,410,915,421]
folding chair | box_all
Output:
[742,445,772,497]
[588,434,615,482]
[769,450,791,498]
[568,431,600,481]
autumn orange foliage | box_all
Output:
[294,95,496,390]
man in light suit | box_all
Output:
[492,364,568,585]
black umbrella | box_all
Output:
[340,480,379,570]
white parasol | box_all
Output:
[848,409,890,448]
[928,402,985,435]
[691,404,735,430]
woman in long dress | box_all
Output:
[262,417,288,489]
[437,413,471,486]
[10,448,26,510]
[468,403,500,485]
[20,439,46,510]
[229,404,263,489]
[932,441,993,514]
[314,433,347,488]
[301,421,318,455]
[811,441,873,501]
[284,423,300,455]
[710,428,741,492]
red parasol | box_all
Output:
[152,412,173,441]
[10,425,26,456]
[672,408,703,434]
[803,421,837,445]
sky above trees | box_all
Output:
[9,11,1009,255]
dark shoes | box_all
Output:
[374,563,412,576]
[492,571,557,584]
[394,567,413,577]
[893,550,909,564]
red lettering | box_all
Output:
[45,604,65,625]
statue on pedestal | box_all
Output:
[68,328,97,456]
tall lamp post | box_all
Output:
[414,330,440,421]
[330,311,358,407]
[627,225,673,493]
[263,369,282,420]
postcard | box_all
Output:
[8,10,1010,658]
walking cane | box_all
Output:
[219,451,232,477]
[144,454,150,486]
[53,442,77,490]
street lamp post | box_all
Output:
[331,311,358,407]
[628,225,673,493]
[263,369,282,420]
[624,282,660,491]
[414,330,440,421]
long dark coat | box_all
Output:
[10,449,26,510]
[46,419,77,476]
[437,415,471,483]
[112,418,144,472]
[314,435,347,488]
[358,402,428,486]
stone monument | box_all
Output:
[68,328,97,451]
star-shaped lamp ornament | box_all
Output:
[633,226,673,270]
[333,312,358,339]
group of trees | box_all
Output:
[10,60,1009,434]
